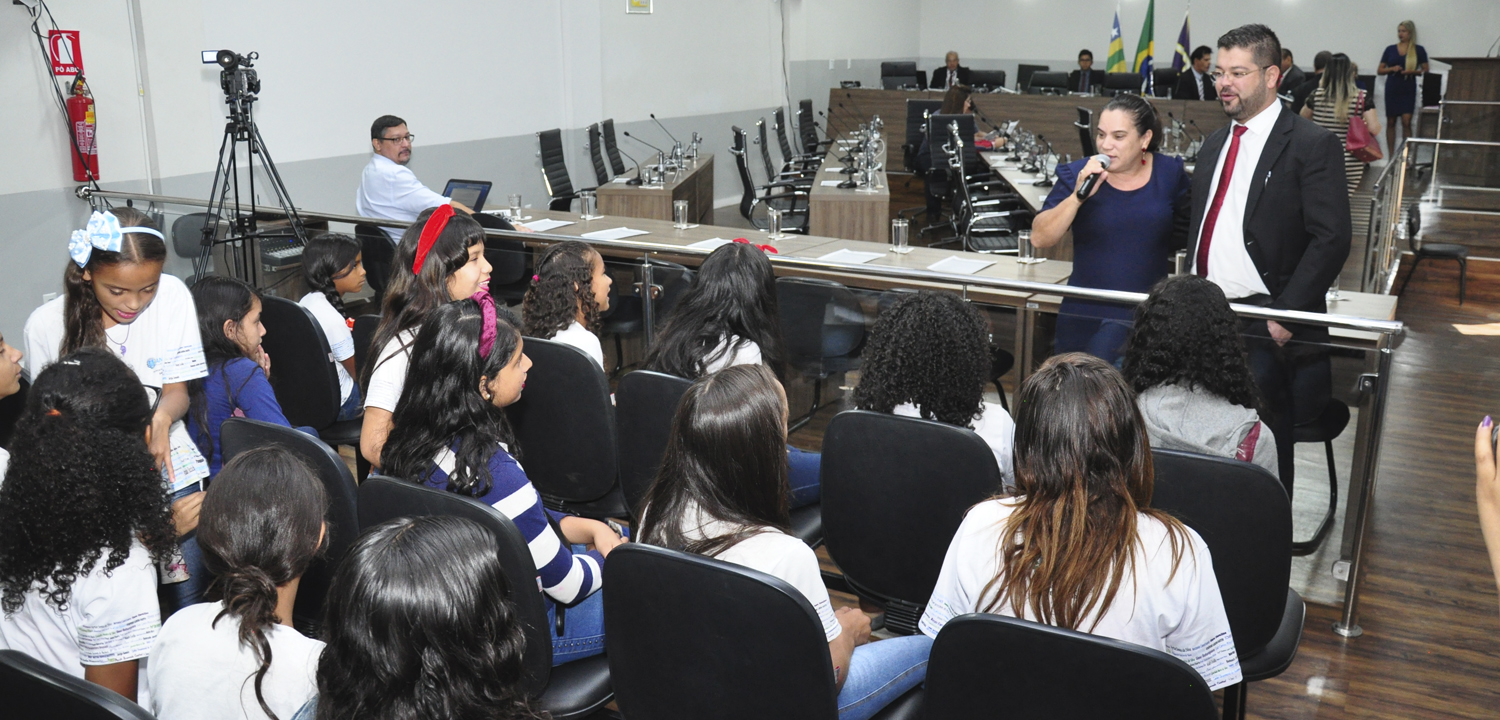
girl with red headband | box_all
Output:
[360,204,491,467]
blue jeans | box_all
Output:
[336,384,363,422]
[546,544,608,665]
[788,446,821,509]
[838,635,933,720]
[160,484,211,615]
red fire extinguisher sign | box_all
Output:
[67,79,99,181]
[49,30,83,76]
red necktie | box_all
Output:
[1196,125,1249,277]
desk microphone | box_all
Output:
[844,91,872,125]
[649,113,681,146]
[971,105,1004,134]
[1186,119,1206,142]
[618,147,645,186]
[622,131,667,164]
[825,108,861,172]
[1075,154,1112,200]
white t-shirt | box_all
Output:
[703,335,762,375]
[0,447,8,482]
[299,292,355,403]
[894,401,1015,490]
[676,503,841,642]
[551,320,604,369]
[919,498,1243,691]
[24,274,210,491]
[149,601,323,720]
[0,540,161,704]
[364,328,418,412]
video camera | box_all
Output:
[201,49,260,100]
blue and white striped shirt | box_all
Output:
[425,442,603,606]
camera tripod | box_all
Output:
[196,51,307,286]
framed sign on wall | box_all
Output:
[627,0,652,14]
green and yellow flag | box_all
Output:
[1134,0,1156,93]
[1107,8,1127,73]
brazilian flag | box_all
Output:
[1107,9,1127,73]
[1134,0,1156,93]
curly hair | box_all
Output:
[1121,275,1266,415]
[852,291,991,428]
[0,348,176,615]
[521,241,602,339]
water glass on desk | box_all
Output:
[673,200,692,229]
[767,207,785,240]
[890,218,912,254]
[579,190,601,220]
[508,194,522,221]
[1016,230,1045,264]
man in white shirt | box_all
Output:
[355,115,472,242]
[1188,23,1350,492]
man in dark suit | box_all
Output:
[1290,50,1332,114]
[1278,48,1306,93]
[1172,45,1217,101]
[930,51,971,90]
[1068,49,1106,93]
[1190,24,1350,492]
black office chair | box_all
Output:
[587,122,611,186]
[776,277,864,432]
[257,296,363,456]
[537,128,595,212]
[798,99,825,155]
[1290,399,1350,556]
[902,99,944,174]
[0,649,155,720]
[603,543,923,720]
[1027,71,1069,94]
[821,410,1003,635]
[1076,106,1098,156]
[1421,72,1443,108]
[1104,72,1143,95]
[757,119,814,187]
[483,233,533,306]
[1153,68,1179,97]
[773,107,821,170]
[601,118,628,177]
[1015,64,1049,92]
[0,376,27,451]
[968,69,1007,90]
[505,338,627,519]
[170,211,226,285]
[1150,448,1305,720]
[880,61,924,90]
[357,476,614,720]
[354,222,395,308]
[923,614,1219,719]
[613,370,824,547]
[220,418,359,636]
[351,314,379,383]
[1396,204,1467,304]
[732,126,810,234]
[599,259,694,376]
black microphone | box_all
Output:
[971,105,1003,134]
[844,91,871,125]
[1186,119,1206,142]
[828,107,862,173]
[649,113,681,146]
[622,131,667,163]
[1075,154,1112,200]
[618,146,645,186]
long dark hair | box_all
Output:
[382,300,523,496]
[188,276,263,458]
[643,243,787,379]
[637,364,791,558]
[62,206,168,355]
[1100,93,1162,152]
[1122,275,1266,416]
[0,348,176,614]
[522,241,602,339]
[302,233,363,317]
[363,207,487,390]
[939,84,973,115]
[982,353,1188,632]
[199,447,328,720]
[315,516,541,720]
[853,291,990,428]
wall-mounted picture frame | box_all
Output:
[627,0,652,14]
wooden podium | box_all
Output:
[1431,57,1500,186]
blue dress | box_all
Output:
[1380,44,1428,118]
[1041,155,1191,365]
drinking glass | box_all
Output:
[1016,229,1045,264]
[508,194,522,220]
[890,218,912,254]
[767,207,783,239]
[579,190,600,219]
[673,199,691,229]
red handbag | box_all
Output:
[1347,91,1383,163]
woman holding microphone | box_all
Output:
[1029,94,1191,365]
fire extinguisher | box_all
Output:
[66,77,99,182]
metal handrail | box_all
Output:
[76,185,1404,338]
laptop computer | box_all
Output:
[442,179,492,213]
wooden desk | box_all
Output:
[594,154,714,223]
[808,157,890,243]
[1326,291,1398,344]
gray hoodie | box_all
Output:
[1137,384,1279,479]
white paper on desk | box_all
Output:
[820,180,846,187]
[581,227,650,241]
[520,218,574,232]
[687,238,736,250]
[611,176,631,183]
[927,256,995,275]
[817,249,885,264]
[824,167,847,173]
